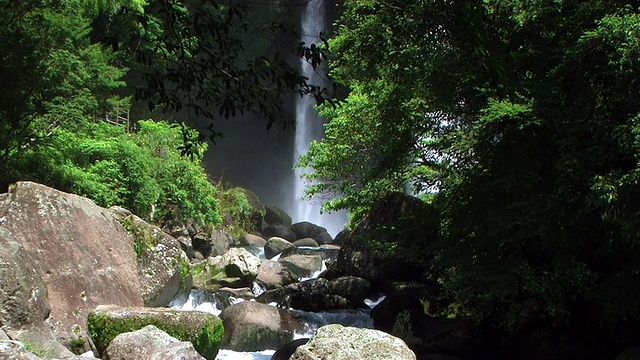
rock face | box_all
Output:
[219,301,302,352]
[0,182,144,346]
[110,207,191,307]
[88,304,223,360]
[238,233,266,247]
[291,324,416,360]
[0,227,50,332]
[103,325,205,360]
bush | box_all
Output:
[8,120,222,228]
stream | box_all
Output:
[170,246,385,360]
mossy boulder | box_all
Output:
[88,305,223,360]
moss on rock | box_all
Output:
[88,305,223,360]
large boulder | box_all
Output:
[192,247,260,290]
[88,305,223,360]
[218,247,261,286]
[371,294,473,356]
[279,254,323,279]
[289,221,332,245]
[110,207,191,307]
[264,237,295,259]
[0,182,144,347]
[238,233,266,247]
[337,192,439,288]
[255,259,298,290]
[264,205,292,227]
[219,301,302,352]
[193,229,235,258]
[329,276,372,306]
[103,325,205,360]
[291,324,416,360]
[263,224,296,242]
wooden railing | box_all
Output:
[96,110,130,133]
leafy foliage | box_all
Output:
[9,121,222,227]
[0,0,128,183]
[302,0,640,355]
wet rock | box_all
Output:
[272,338,309,360]
[219,301,302,352]
[291,324,416,360]
[279,254,323,279]
[264,237,295,259]
[88,304,223,360]
[287,293,351,312]
[103,325,205,360]
[289,221,332,245]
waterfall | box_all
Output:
[291,0,347,237]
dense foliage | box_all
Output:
[301,0,640,355]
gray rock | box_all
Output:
[219,247,261,286]
[0,227,50,331]
[291,324,416,360]
[256,259,298,290]
[103,325,205,360]
[0,182,144,347]
[292,238,319,247]
[219,301,303,352]
[238,233,266,247]
[110,209,191,307]
[264,237,295,259]
[279,254,323,279]
[0,340,41,360]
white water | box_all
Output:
[291,0,348,238]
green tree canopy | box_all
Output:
[302,0,640,355]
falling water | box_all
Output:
[291,0,347,237]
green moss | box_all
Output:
[179,253,193,292]
[88,310,224,360]
[119,215,163,258]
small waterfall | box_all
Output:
[291,0,347,237]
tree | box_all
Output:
[302,0,640,355]
[91,0,332,139]
[0,0,128,187]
